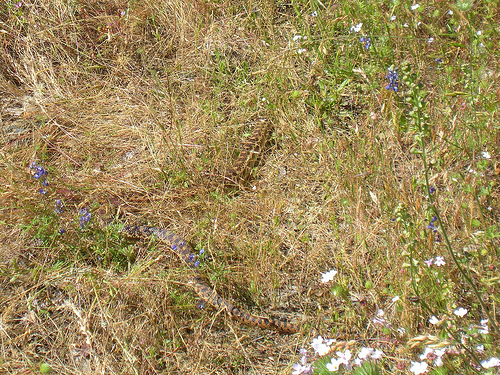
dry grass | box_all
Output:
[1,1,499,374]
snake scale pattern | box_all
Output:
[122,120,298,333]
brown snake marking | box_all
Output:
[122,120,298,333]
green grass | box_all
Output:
[1,0,499,374]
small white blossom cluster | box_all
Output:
[424,256,445,267]
[292,336,385,375]
[292,34,308,54]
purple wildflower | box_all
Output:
[385,67,399,92]
[55,199,64,214]
[360,36,371,49]
[79,208,91,229]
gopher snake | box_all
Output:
[122,120,298,333]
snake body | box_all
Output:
[122,225,298,333]
[123,121,298,333]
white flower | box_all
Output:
[429,315,439,325]
[434,256,445,267]
[297,48,307,54]
[476,344,485,353]
[350,23,363,33]
[403,23,409,28]
[476,30,482,35]
[292,363,312,374]
[410,361,428,374]
[311,336,335,356]
[420,347,433,360]
[321,269,337,283]
[481,357,500,368]
[293,35,303,42]
[420,346,445,366]
[479,319,489,334]
[481,151,491,159]
[311,11,318,17]
[428,37,434,43]
[389,15,396,21]
[411,4,420,10]
[357,347,374,360]
[424,258,434,267]
[453,307,468,317]
[326,358,341,372]
[392,296,400,302]
[447,10,453,15]
[371,349,384,359]
[372,309,389,326]
[336,349,352,365]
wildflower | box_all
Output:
[39,188,47,195]
[197,300,205,309]
[33,165,48,179]
[479,319,489,334]
[385,67,399,92]
[429,315,439,325]
[15,1,22,7]
[481,151,491,159]
[59,228,65,234]
[297,48,307,54]
[292,349,313,375]
[326,358,341,372]
[194,261,200,267]
[199,248,205,255]
[476,345,485,353]
[311,11,317,17]
[371,349,384,359]
[476,30,482,36]
[321,269,337,283]
[336,349,352,365]
[372,309,389,326]
[42,179,49,186]
[171,244,178,252]
[427,37,434,43]
[411,4,420,10]
[350,23,362,33]
[429,186,436,194]
[311,336,335,356]
[453,307,468,317]
[292,363,312,375]
[434,256,445,267]
[357,347,374,360]
[360,36,371,49]
[392,295,400,302]
[410,361,428,374]
[427,216,438,233]
[420,347,446,366]
[436,58,442,63]
[188,254,195,262]
[79,208,91,229]
[424,258,434,267]
[293,35,303,42]
[447,10,453,15]
[389,15,396,21]
[481,357,500,368]
[55,199,64,214]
